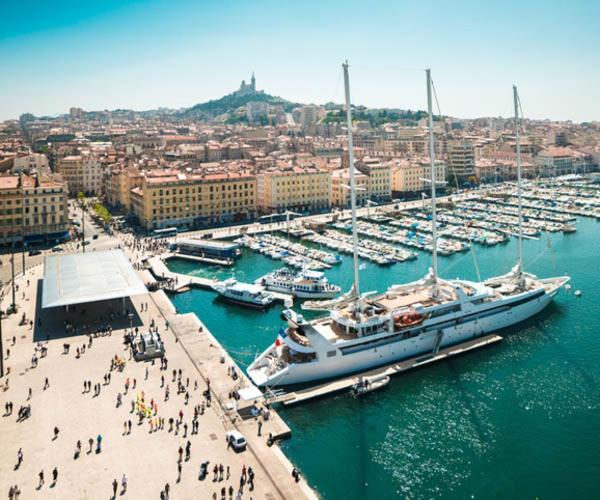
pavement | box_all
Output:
[0,251,316,499]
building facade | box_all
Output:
[131,171,257,230]
[256,166,331,214]
[0,174,69,246]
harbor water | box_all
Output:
[168,216,600,499]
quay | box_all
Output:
[0,240,317,499]
[276,334,503,406]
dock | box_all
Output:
[280,334,503,406]
[146,254,219,290]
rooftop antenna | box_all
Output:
[342,61,362,310]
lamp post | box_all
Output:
[0,283,4,377]
[10,245,16,312]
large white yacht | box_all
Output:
[247,67,569,387]
[257,268,341,299]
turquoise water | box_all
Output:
[168,218,600,499]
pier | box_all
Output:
[276,334,503,406]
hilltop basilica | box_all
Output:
[235,73,258,96]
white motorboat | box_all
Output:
[212,278,275,309]
[257,268,341,299]
[247,67,569,387]
[351,374,390,395]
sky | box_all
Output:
[1,0,599,122]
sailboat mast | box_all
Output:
[342,61,361,301]
[513,85,524,277]
[426,69,438,284]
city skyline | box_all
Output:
[1,0,599,123]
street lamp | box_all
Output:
[0,283,4,378]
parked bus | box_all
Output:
[152,227,178,239]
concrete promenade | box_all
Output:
[0,258,316,498]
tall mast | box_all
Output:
[513,85,524,279]
[342,61,361,303]
[426,69,438,285]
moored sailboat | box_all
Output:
[247,67,569,387]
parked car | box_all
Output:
[51,246,63,253]
[28,249,42,256]
[225,430,247,451]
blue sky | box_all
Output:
[1,0,598,122]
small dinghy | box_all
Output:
[351,374,390,396]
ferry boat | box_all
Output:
[257,268,341,299]
[212,279,275,309]
[246,67,570,387]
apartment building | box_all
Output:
[105,166,144,210]
[0,174,69,246]
[56,155,103,195]
[447,140,476,180]
[331,168,368,208]
[131,170,257,230]
[256,165,331,214]
[357,158,392,202]
[391,159,446,195]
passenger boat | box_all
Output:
[247,67,569,387]
[258,268,341,299]
[212,279,275,309]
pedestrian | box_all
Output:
[43,377,49,390]
[145,367,149,380]
[164,483,170,499]
[178,446,183,463]
[121,474,127,494]
[213,464,218,481]
[38,470,44,488]
[112,478,118,498]
[96,434,103,453]
[52,467,58,485]
[185,440,191,461]
[16,448,23,468]
[27,387,32,400]
[258,420,262,436]
[128,420,132,434]
[177,462,182,483]
[219,463,223,481]
[226,465,230,480]
[53,426,60,440]
[88,437,94,453]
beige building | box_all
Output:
[392,159,447,194]
[131,170,257,230]
[447,140,476,180]
[105,167,143,211]
[331,168,369,208]
[0,174,69,246]
[357,159,392,202]
[56,155,103,195]
[256,165,331,214]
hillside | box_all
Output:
[182,91,298,120]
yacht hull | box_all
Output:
[248,285,561,386]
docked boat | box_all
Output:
[351,374,390,395]
[247,67,569,387]
[212,279,275,309]
[258,268,341,299]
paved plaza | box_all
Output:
[0,251,315,499]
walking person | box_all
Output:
[121,474,128,494]
[37,470,44,489]
[112,478,118,498]
[16,448,23,469]
[52,467,58,486]
[96,434,103,453]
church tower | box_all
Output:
[251,72,256,92]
